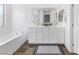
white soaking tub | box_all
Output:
[0,32,27,55]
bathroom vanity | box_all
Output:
[28,26,64,44]
[28,8,65,44]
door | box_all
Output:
[70,4,74,53]
[74,4,79,54]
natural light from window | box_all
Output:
[0,4,4,27]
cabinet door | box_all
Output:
[49,29,58,44]
[28,27,42,44]
[57,29,64,43]
[35,28,42,44]
[49,28,64,44]
[42,28,49,43]
[28,29,36,44]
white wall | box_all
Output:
[11,5,31,33]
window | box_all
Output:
[0,4,4,27]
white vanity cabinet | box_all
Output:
[28,27,64,44]
[28,27,42,44]
[48,28,64,44]
[48,28,58,43]
[42,28,49,43]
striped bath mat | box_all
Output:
[35,45,63,55]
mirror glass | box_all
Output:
[32,8,64,26]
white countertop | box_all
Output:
[28,25,64,29]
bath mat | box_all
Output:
[35,45,63,55]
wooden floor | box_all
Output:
[14,41,77,55]
[14,42,36,55]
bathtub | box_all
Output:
[0,32,27,55]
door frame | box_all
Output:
[70,4,74,53]
[73,4,79,54]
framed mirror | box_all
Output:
[58,9,64,22]
[32,8,57,26]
